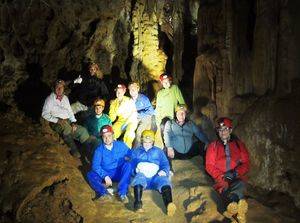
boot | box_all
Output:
[236,199,248,223]
[63,134,81,158]
[133,185,143,212]
[161,185,176,216]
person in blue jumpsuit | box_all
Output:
[131,130,176,216]
[87,125,132,202]
[128,82,156,148]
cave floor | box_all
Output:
[0,116,297,223]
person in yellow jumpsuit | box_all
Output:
[109,84,138,148]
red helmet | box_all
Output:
[216,117,233,129]
[159,73,172,82]
[100,125,114,135]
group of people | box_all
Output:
[41,62,250,222]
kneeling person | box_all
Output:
[131,130,176,216]
[87,125,132,202]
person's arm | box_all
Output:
[108,100,117,122]
[174,85,185,104]
[163,120,173,148]
[158,149,170,175]
[205,142,224,180]
[235,140,250,176]
[192,121,209,144]
[92,146,108,178]
[41,96,59,123]
[65,97,77,123]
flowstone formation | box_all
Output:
[130,0,167,85]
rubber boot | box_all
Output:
[63,134,81,158]
[223,193,239,221]
[133,185,143,212]
[161,185,176,216]
[237,199,248,223]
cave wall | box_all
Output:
[0,0,131,108]
[194,0,300,208]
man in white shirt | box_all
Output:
[42,80,90,158]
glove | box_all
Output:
[74,75,82,84]
[224,170,238,182]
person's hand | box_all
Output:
[158,170,167,176]
[57,119,66,125]
[71,123,77,133]
[74,75,82,84]
[223,170,237,182]
[167,147,175,158]
[104,176,112,187]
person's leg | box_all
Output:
[131,173,148,211]
[133,184,144,211]
[112,120,124,140]
[113,162,132,197]
[134,116,152,148]
[86,170,108,198]
[222,180,247,221]
[151,176,176,216]
[123,121,138,148]
[50,122,80,157]
[73,124,90,143]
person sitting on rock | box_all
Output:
[131,130,176,216]
[205,117,250,223]
[87,125,132,202]
[71,62,109,115]
[155,73,185,146]
[109,84,138,148]
[128,81,156,148]
[84,98,112,144]
[164,104,209,171]
[42,79,92,158]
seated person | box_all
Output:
[109,84,138,148]
[71,63,109,114]
[128,82,156,148]
[87,125,132,202]
[206,117,250,223]
[131,130,176,216]
[84,98,112,143]
[155,73,185,147]
[164,104,209,169]
[42,79,91,158]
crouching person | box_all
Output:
[87,125,132,202]
[131,130,176,216]
[205,117,250,223]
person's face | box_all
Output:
[142,141,154,150]
[218,127,232,141]
[89,66,97,76]
[116,88,126,99]
[55,83,64,96]
[176,110,186,122]
[102,132,114,145]
[94,105,104,115]
[162,79,171,89]
[128,84,139,98]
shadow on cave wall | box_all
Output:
[14,63,51,122]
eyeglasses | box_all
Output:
[217,127,230,132]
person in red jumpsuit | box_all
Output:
[205,117,250,223]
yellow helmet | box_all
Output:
[94,98,105,107]
[141,130,155,142]
[175,104,188,112]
